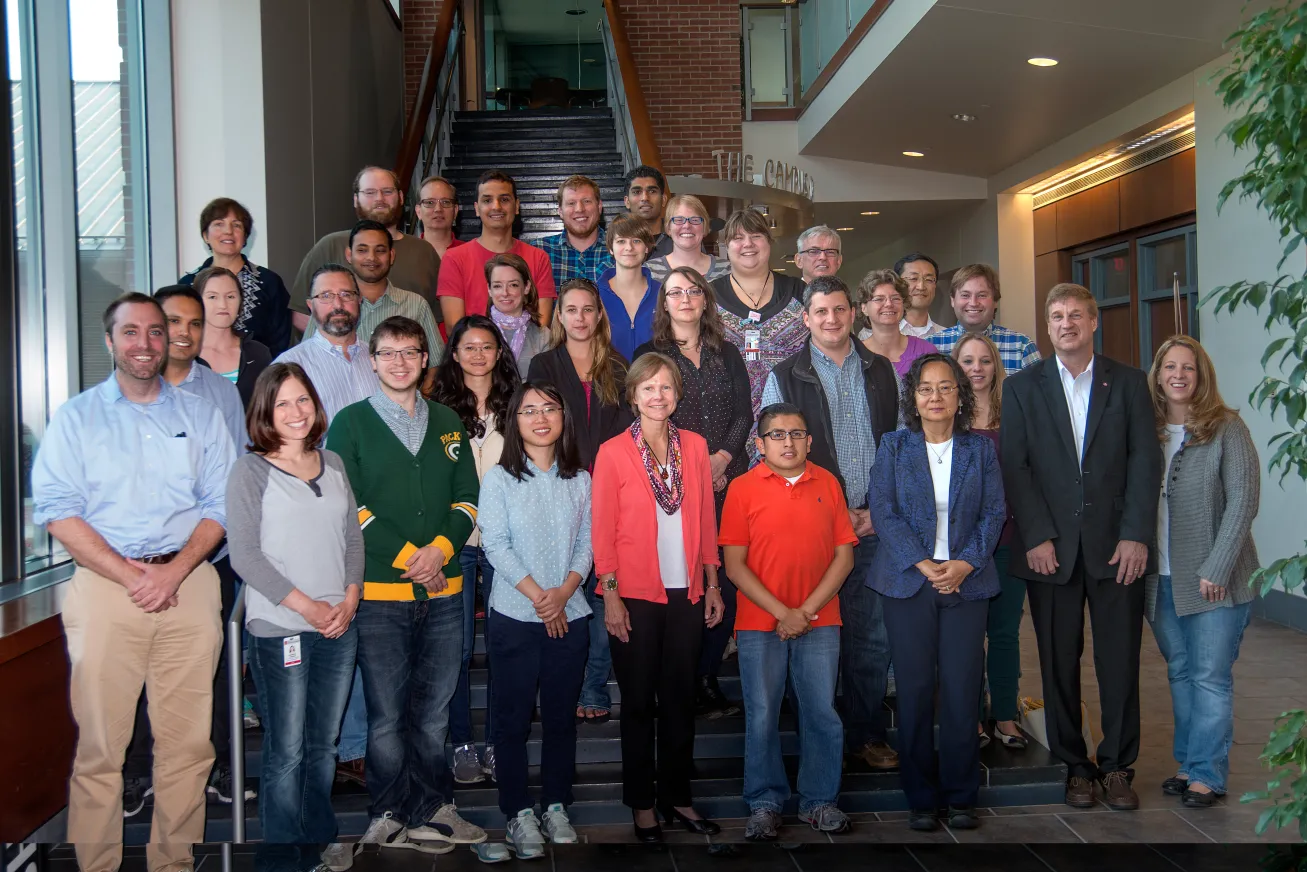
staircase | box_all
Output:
[440,108,629,244]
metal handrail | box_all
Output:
[395,0,460,194]
[403,8,463,235]
[598,15,639,172]
[227,592,247,845]
[599,0,661,172]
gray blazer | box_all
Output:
[1145,415,1260,620]
[506,322,551,380]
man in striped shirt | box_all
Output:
[928,263,1042,374]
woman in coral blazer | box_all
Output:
[591,351,725,842]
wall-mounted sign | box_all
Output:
[712,150,815,200]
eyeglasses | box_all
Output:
[799,247,841,259]
[312,291,358,304]
[373,348,423,361]
[665,288,704,299]
[915,384,959,397]
[419,198,457,209]
[357,188,398,198]
[458,343,498,355]
[866,295,902,307]
[761,428,808,441]
[668,216,704,227]
[518,405,562,418]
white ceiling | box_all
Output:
[491,0,603,44]
[802,0,1269,178]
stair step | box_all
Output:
[451,141,621,156]
[455,108,613,122]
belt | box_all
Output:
[139,551,179,565]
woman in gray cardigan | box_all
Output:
[1146,336,1260,809]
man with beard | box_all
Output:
[304,220,443,393]
[290,167,442,335]
[539,175,615,288]
[437,170,556,327]
[32,293,236,872]
[623,165,673,258]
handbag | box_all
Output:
[1018,697,1098,757]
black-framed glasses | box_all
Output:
[669,216,704,227]
[665,288,705,299]
[761,428,808,441]
[419,198,457,209]
[312,291,358,304]
[799,247,841,259]
[373,349,423,361]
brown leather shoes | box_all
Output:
[1064,776,1096,808]
[1101,771,1139,810]
[853,740,900,770]
[335,758,366,786]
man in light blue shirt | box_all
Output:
[31,293,236,872]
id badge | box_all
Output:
[283,634,302,667]
[744,328,762,361]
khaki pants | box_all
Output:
[62,563,222,872]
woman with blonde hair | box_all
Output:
[953,333,1026,750]
[1146,334,1260,808]
[859,268,936,378]
[646,195,730,285]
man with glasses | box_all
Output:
[894,253,943,338]
[760,276,901,773]
[795,226,844,286]
[928,263,1041,373]
[290,167,442,336]
[623,165,673,257]
[720,402,858,840]
[416,176,464,260]
[540,175,615,288]
[304,220,443,393]
[326,315,487,854]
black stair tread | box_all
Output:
[455,108,613,120]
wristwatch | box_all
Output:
[600,575,619,592]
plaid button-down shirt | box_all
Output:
[539,227,616,288]
[929,322,1042,375]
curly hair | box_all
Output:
[900,353,976,434]
[430,315,521,439]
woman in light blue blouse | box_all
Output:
[478,380,593,859]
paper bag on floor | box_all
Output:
[1017,697,1098,759]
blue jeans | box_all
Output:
[579,572,612,710]
[1148,575,1251,794]
[337,669,367,762]
[450,545,495,746]
[355,596,462,824]
[738,626,843,812]
[248,626,356,867]
[839,535,891,748]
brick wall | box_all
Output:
[402,0,445,117]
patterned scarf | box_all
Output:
[631,418,684,515]
[490,307,532,360]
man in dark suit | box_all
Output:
[1000,282,1160,811]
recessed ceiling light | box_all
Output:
[860,210,880,216]
[771,268,786,273]
[1027,57,1058,67]
[835,227,854,231]
[952,113,976,122]
[564,7,587,14]
[902,151,924,158]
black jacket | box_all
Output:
[999,355,1161,584]
[769,340,898,502]
[198,333,271,411]
[527,345,634,468]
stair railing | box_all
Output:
[395,0,463,217]
[222,592,248,872]
[599,0,662,174]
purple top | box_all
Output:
[975,428,1013,546]
[894,336,939,378]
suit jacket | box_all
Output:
[198,333,271,411]
[867,429,1005,600]
[527,344,634,469]
[1000,355,1161,584]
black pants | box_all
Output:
[608,590,703,810]
[1025,551,1145,780]
[125,554,238,779]
[882,584,988,811]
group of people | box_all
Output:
[33,160,1262,872]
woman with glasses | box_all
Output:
[635,267,750,719]
[194,265,272,409]
[485,253,549,378]
[592,352,725,841]
[416,175,464,260]
[867,353,1006,832]
[646,195,730,286]
[857,269,937,379]
[528,278,633,723]
[478,381,593,859]
[430,315,522,785]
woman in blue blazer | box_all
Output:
[867,353,1006,832]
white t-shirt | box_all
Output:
[1157,423,1186,576]
[927,438,954,560]
[656,506,690,589]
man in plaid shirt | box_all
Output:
[538,175,615,289]
[928,263,1041,373]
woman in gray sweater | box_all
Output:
[1146,336,1260,809]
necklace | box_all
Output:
[731,272,771,311]
[643,439,670,482]
[927,439,952,465]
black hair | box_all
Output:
[103,292,164,335]
[624,165,666,194]
[349,219,391,250]
[758,402,807,435]
[499,380,583,482]
[430,315,521,439]
[802,275,854,310]
[309,263,359,297]
[900,353,976,433]
[893,252,939,276]
[154,284,205,314]
[476,169,518,200]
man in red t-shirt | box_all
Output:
[436,170,556,329]
[719,402,858,841]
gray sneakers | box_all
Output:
[505,809,546,860]
[358,812,453,855]
[453,743,489,784]
[406,802,488,844]
[799,803,851,833]
[745,807,782,841]
[319,843,354,872]
[541,803,578,844]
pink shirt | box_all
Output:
[436,239,557,317]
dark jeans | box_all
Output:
[248,626,356,861]
[124,554,238,779]
[608,590,703,810]
[450,545,495,747]
[839,535,891,749]
[697,567,737,680]
[883,584,989,811]
[489,612,588,815]
[355,596,462,825]
[579,572,612,710]
[979,547,1026,722]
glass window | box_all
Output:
[1091,249,1130,302]
[747,8,788,105]
[1146,234,1189,292]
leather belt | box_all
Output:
[139,552,179,565]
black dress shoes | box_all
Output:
[632,810,663,842]
[660,805,721,835]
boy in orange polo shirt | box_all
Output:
[720,402,858,841]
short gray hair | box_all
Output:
[802,275,853,310]
[797,225,842,254]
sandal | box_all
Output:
[584,706,611,724]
